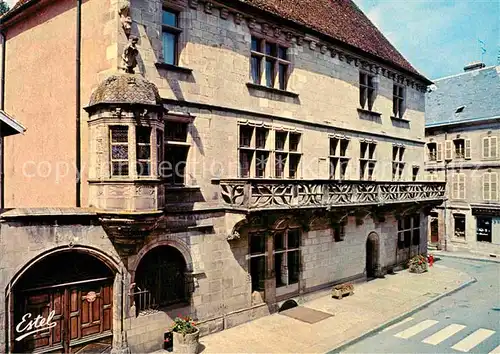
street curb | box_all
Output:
[432,252,500,264]
[325,276,477,354]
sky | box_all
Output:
[353,0,499,79]
[5,0,498,79]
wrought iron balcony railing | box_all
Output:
[216,179,446,210]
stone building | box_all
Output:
[0,0,445,352]
[425,62,500,255]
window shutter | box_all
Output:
[452,174,458,199]
[483,137,490,158]
[459,174,465,199]
[483,173,490,200]
[445,140,453,160]
[491,137,497,159]
[437,142,443,161]
[464,139,471,159]
[492,173,498,200]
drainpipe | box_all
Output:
[1,30,6,209]
[443,132,448,251]
[75,0,82,207]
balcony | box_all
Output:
[215,179,446,211]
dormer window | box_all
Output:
[455,105,465,114]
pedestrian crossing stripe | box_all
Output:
[451,328,496,352]
[381,317,414,332]
[422,324,466,345]
[394,320,439,339]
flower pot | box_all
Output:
[173,327,199,354]
[409,264,427,274]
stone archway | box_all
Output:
[9,248,119,353]
[366,232,381,279]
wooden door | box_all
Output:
[14,281,113,353]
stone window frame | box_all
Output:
[161,7,182,66]
[453,213,466,238]
[359,70,378,111]
[329,135,350,180]
[162,114,193,186]
[359,139,377,181]
[249,34,292,91]
[274,128,302,179]
[397,214,420,249]
[273,227,301,290]
[392,144,405,181]
[238,123,271,178]
[109,125,130,177]
[248,230,268,292]
[136,126,153,177]
[426,142,442,162]
[392,83,406,119]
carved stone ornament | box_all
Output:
[320,45,327,54]
[234,13,243,25]
[220,7,229,20]
[309,41,316,50]
[118,2,132,37]
[227,230,240,241]
[204,2,213,14]
[274,26,281,38]
[121,36,139,74]
[188,0,198,9]
[248,18,256,29]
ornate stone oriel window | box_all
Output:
[250,36,290,90]
[162,9,181,65]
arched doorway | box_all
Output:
[12,251,115,353]
[133,246,189,314]
[366,232,380,279]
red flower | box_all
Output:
[164,339,170,343]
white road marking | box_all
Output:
[381,317,414,332]
[422,324,466,345]
[451,328,496,352]
[489,344,500,354]
[394,320,439,339]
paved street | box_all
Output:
[340,258,500,353]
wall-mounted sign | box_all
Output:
[15,311,57,342]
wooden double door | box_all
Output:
[14,279,113,353]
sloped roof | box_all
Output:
[425,66,500,126]
[235,0,424,79]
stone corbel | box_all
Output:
[204,2,213,14]
[285,32,293,42]
[220,7,229,20]
[248,18,257,30]
[188,0,198,9]
[234,13,243,25]
[309,40,316,51]
[262,23,270,35]
[346,55,353,65]
[338,52,344,61]
[319,45,327,54]
[274,26,282,38]
[227,230,240,241]
[330,48,337,58]
[296,36,304,46]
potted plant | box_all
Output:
[408,254,428,273]
[171,315,199,354]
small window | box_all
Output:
[427,142,437,161]
[162,9,181,65]
[250,36,290,90]
[392,146,405,181]
[452,173,466,200]
[274,228,300,288]
[136,127,152,176]
[330,138,349,180]
[398,215,420,249]
[393,84,405,118]
[110,126,129,176]
[273,131,301,179]
[238,125,271,178]
[333,222,346,242]
[164,121,189,185]
[454,139,465,159]
[412,166,419,181]
[453,214,465,238]
[483,136,498,159]
[359,72,376,111]
[360,141,376,180]
[249,231,267,291]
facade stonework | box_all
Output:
[425,65,500,255]
[0,0,444,353]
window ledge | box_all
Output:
[164,185,201,191]
[391,115,410,123]
[246,82,299,98]
[155,62,193,74]
[357,108,382,117]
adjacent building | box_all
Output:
[425,62,500,254]
[0,0,445,352]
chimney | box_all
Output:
[464,61,486,72]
